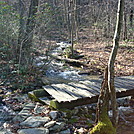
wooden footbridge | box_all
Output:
[29,76,134,109]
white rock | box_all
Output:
[34,105,45,114]
[108,110,112,118]
[44,121,56,128]
[75,127,87,133]
[3,122,10,129]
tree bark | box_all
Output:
[18,0,25,61]
[74,0,79,42]
[24,0,39,49]
[130,9,133,27]
[108,0,124,127]
[18,0,25,46]
[70,0,74,56]
[123,6,127,40]
[91,66,115,134]
[107,0,111,38]
[19,0,39,65]
[96,66,109,123]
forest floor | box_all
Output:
[75,39,134,76]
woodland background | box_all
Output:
[0,0,133,90]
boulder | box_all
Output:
[60,129,71,134]
[49,122,65,132]
[49,111,59,120]
[20,116,50,127]
[17,128,49,134]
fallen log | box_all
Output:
[50,54,87,67]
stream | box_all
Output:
[35,41,100,83]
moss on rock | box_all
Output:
[28,91,40,102]
[50,99,61,109]
[33,89,50,97]
[28,89,50,104]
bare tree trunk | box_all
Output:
[18,0,25,61]
[76,0,81,25]
[123,7,127,40]
[74,0,79,42]
[69,0,79,57]
[19,0,38,65]
[130,9,133,27]
[63,0,68,27]
[18,0,25,46]
[24,0,39,49]
[108,0,124,127]
[64,0,71,40]
[107,0,111,38]
[70,0,74,56]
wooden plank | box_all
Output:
[116,87,127,92]
[116,79,134,87]
[51,84,80,102]
[79,80,100,94]
[50,88,134,109]
[114,81,127,88]
[49,96,99,109]
[65,83,96,98]
[43,85,73,102]
[115,76,134,87]
[117,76,134,81]
[115,81,134,91]
[80,80,101,88]
[116,88,134,98]
[43,85,65,102]
[88,79,102,84]
[116,77,134,83]
[114,81,127,92]
[57,83,86,98]
[68,82,99,96]
[52,83,81,98]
